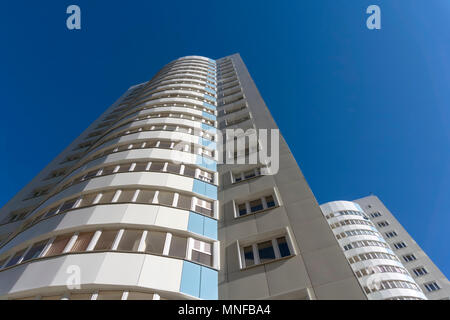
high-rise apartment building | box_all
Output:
[215,55,364,300]
[0,54,376,300]
[0,55,221,300]
[354,195,450,300]
[320,201,427,300]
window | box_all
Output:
[355,265,408,278]
[44,235,72,257]
[96,291,123,300]
[238,203,247,216]
[0,257,8,269]
[244,170,256,179]
[266,195,276,208]
[59,199,78,212]
[84,169,100,180]
[413,267,428,277]
[41,295,63,300]
[79,193,97,207]
[117,230,143,251]
[195,198,213,216]
[177,194,192,210]
[190,239,213,266]
[127,292,155,300]
[241,235,292,268]
[250,199,263,212]
[165,125,177,132]
[370,212,382,218]
[46,168,67,180]
[328,210,369,220]
[169,235,187,258]
[393,241,407,249]
[166,163,181,174]
[68,293,94,300]
[70,232,95,252]
[258,241,276,263]
[243,246,255,267]
[158,141,172,149]
[116,190,136,203]
[232,167,263,183]
[115,144,131,153]
[364,280,421,294]
[4,249,26,268]
[97,191,116,204]
[87,130,104,138]
[29,187,50,199]
[64,154,80,162]
[377,221,389,228]
[403,254,416,262]
[198,170,213,183]
[348,252,399,264]
[117,163,133,173]
[21,240,48,262]
[385,231,398,238]
[144,231,166,255]
[101,165,117,175]
[424,282,440,292]
[236,194,277,217]
[135,190,156,204]
[94,230,118,251]
[133,162,148,172]
[150,162,164,172]
[183,166,196,178]
[2,209,29,224]
[201,148,213,158]
[157,191,174,206]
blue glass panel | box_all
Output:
[201,138,216,149]
[201,123,216,133]
[188,211,204,235]
[196,156,217,171]
[204,94,216,102]
[200,267,218,300]
[203,217,217,240]
[203,102,216,110]
[205,183,217,200]
[204,87,216,95]
[180,261,201,298]
[202,111,216,121]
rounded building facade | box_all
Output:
[320,201,426,300]
[0,56,219,300]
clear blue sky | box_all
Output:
[0,1,449,276]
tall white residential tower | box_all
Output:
[355,195,450,300]
[320,201,427,300]
[0,55,220,300]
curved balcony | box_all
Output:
[0,251,217,300]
